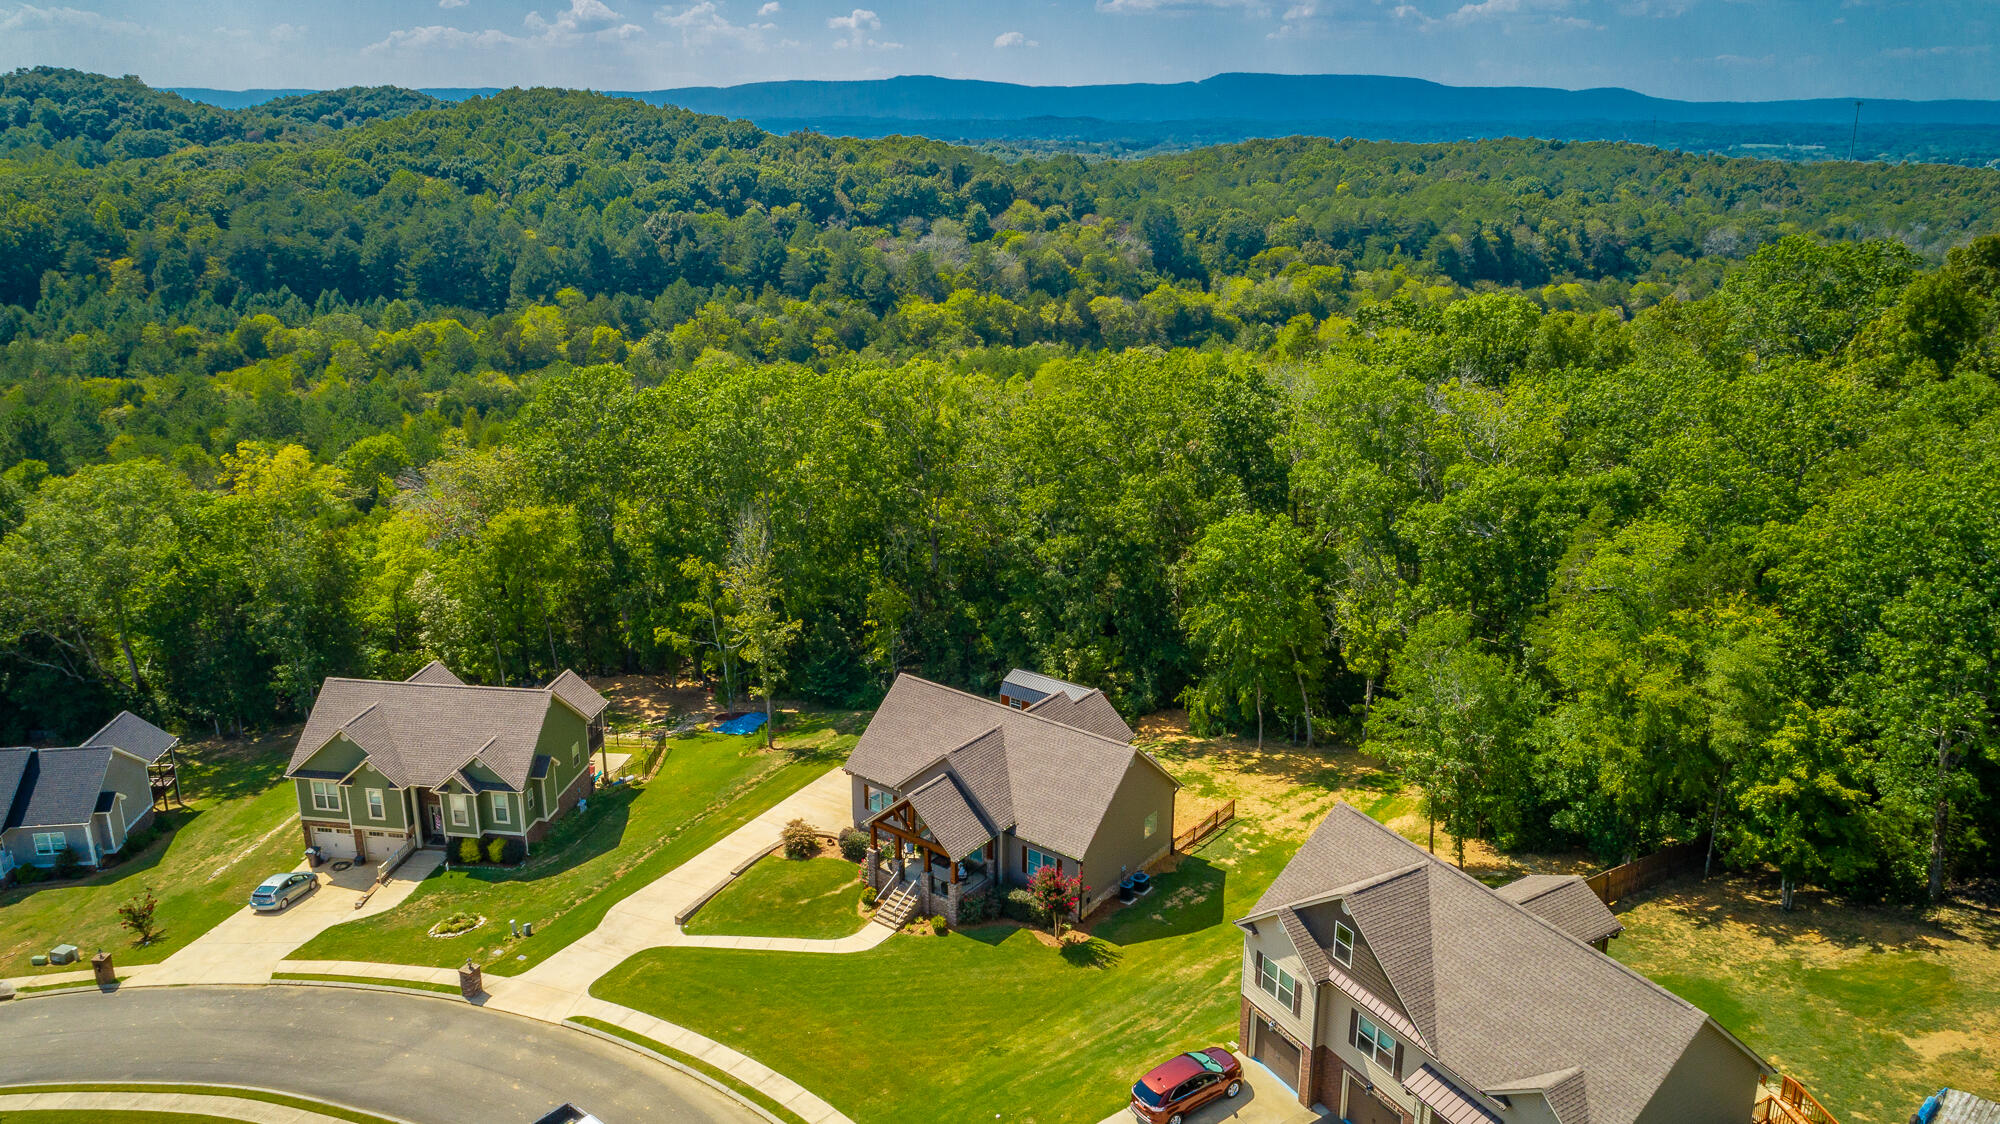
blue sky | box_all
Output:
[1,0,1995,101]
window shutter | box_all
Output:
[1021,844,1028,869]
[1254,949,1264,983]
[1290,979,1302,1018]
[1392,1041,1404,1079]
[1348,1008,1359,1048]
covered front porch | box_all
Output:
[863,795,996,927]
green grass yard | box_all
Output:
[1613,876,2000,1124]
[683,854,868,940]
[597,819,1295,1124]
[291,716,853,974]
[0,732,302,977]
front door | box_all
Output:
[422,791,445,845]
[1344,1074,1404,1124]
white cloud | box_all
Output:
[0,3,145,36]
[268,21,306,42]
[757,1,780,13]
[828,7,897,49]
[657,1,774,48]
[993,29,1036,47]
[1095,0,1263,13]
[438,0,469,8]
[366,24,520,50]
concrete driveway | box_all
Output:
[137,851,442,986]
[1097,1055,1333,1124]
[1,985,757,1124]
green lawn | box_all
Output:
[683,855,867,940]
[0,733,302,977]
[292,716,854,975]
[595,821,1295,1124]
[1613,876,2000,1124]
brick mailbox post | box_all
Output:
[92,950,115,988]
[458,960,483,999]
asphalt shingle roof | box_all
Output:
[82,711,178,763]
[0,748,32,828]
[406,660,466,686]
[1495,874,1624,946]
[548,669,611,720]
[3,747,113,829]
[904,774,994,858]
[1024,689,1134,742]
[1245,803,1760,1124]
[847,674,1172,859]
[288,667,600,792]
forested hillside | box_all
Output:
[2,71,1996,905]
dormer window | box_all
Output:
[1333,921,1355,966]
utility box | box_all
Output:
[92,951,115,987]
[458,960,483,999]
[48,944,78,965]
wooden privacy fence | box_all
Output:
[1755,1076,1840,1124]
[1175,799,1237,853]
[1583,835,1710,906]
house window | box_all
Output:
[571,741,580,766]
[1144,811,1158,838]
[451,796,470,827]
[367,789,385,819]
[492,798,510,826]
[1025,847,1059,878]
[1257,953,1299,1015]
[310,781,341,812]
[32,832,67,857]
[1353,1015,1397,1068]
[866,788,893,815]
[1333,921,1355,966]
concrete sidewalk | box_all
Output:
[0,1089,382,1123]
[500,767,858,997]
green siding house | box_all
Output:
[285,661,609,864]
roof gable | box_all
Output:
[83,711,179,763]
[406,660,466,686]
[1495,875,1624,946]
[548,669,610,720]
[0,748,31,828]
[1024,689,1134,742]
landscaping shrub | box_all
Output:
[13,864,47,885]
[861,886,878,908]
[961,889,992,922]
[432,911,482,937]
[486,837,506,864]
[781,818,819,860]
[53,849,85,880]
[837,827,868,862]
[457,838,481,864]
[930,915,947,935]
[500,837,526,864]
[1004,888,1043,924]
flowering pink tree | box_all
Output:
[1027,864,1087,937]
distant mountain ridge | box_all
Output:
[169,72,2000,125]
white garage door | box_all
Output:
[309,825,357,860]
[363,831,406,863]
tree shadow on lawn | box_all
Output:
[175,732,296,802]
[1061,937,1123,970]
[1624,871,1996,955]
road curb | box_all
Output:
[0,1079,421,1124]
[255,978,791,1124]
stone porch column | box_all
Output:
[945,878,964,927]
[864,846,881,890]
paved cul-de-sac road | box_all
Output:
[0,985,761,1124]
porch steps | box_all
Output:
[874,883,919,930]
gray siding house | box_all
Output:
[1236,803,1769,1124]
[284,662,608,864]
[1,711,179,876]
[844,671,1174,926]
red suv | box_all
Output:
[1129,1048,1244,1124]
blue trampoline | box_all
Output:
[716,712,768,736]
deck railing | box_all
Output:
[1755,1076,1839,1124]
[1174,799,1237,852]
